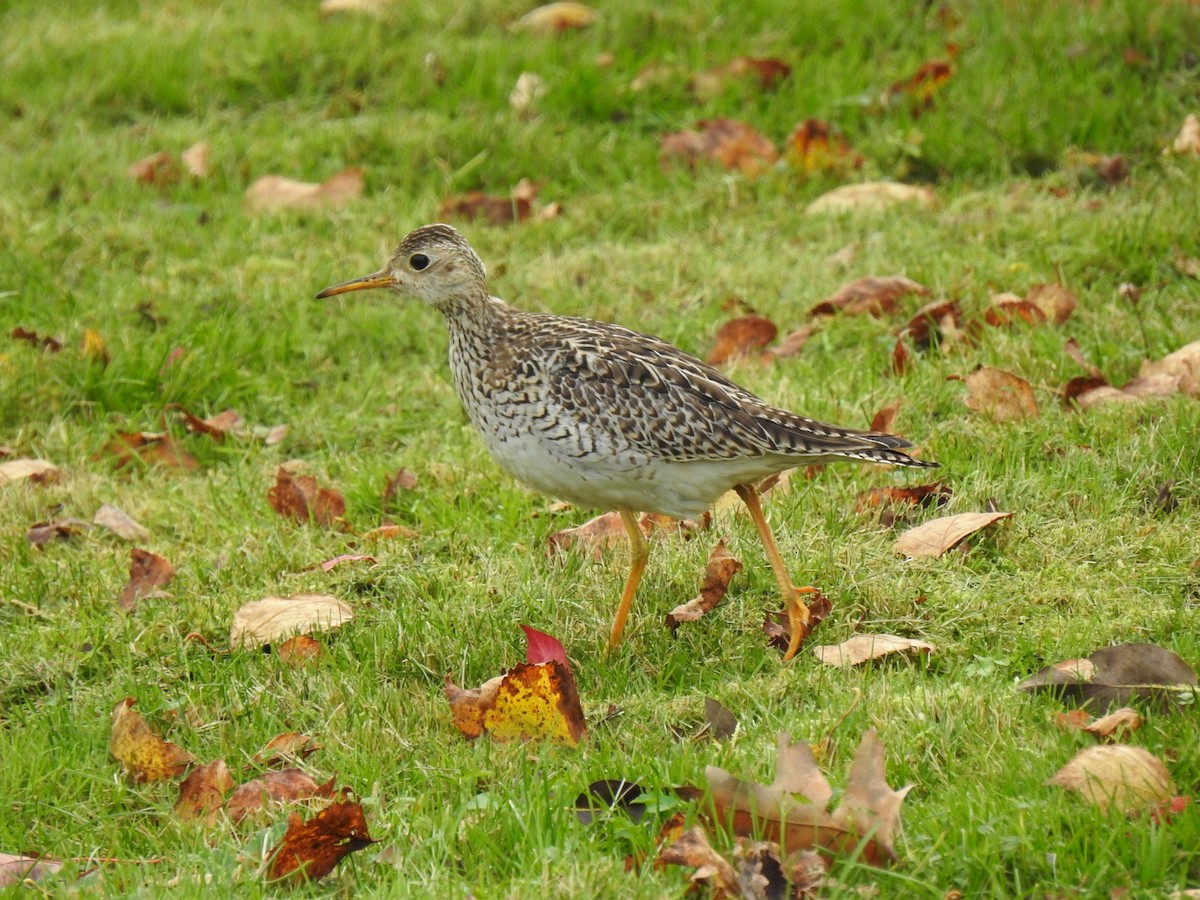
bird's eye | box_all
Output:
[410,253,430,271]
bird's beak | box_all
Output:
[315,269,394,299]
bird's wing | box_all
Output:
[527,314,910,464]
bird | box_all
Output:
[317,224,937,661]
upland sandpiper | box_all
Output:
[318,224,937,660]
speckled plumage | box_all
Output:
[318,223,938,658]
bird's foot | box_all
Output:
[782,586,818,662]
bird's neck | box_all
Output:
[439,291,510,346]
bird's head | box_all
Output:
[316,223,488,310]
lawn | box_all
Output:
[2,0,1200,896]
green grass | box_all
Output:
[3,0,1200,895]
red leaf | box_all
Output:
[520,624,571,671]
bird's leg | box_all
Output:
[608,507,649,651]
[733,483,816,662]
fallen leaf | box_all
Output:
[707,316,778,366]
[693,57,792,100]
[81,327,109,364]
[363,522,420,542]
[809,275,929,318]
[93,503,151,541]
[660,118,778,176]
[807,181,934,215]
[1166,113,1200,155]
[767,324,816,360]
[764,591,833,655]
[511,2,597,33]
[984,293,1047,327]
[574,779,647,825]
[382,467,418,508]
[892,511,1012,557]
[181,141,210,178]
[230,594,353,648]
[547,510,629,558]
[898,299,966,351]
[318,553,375,572]
[109,697,196,783]
[666,540,742,627]
[444,661,587,746]
[510,72,547,116]
[0,854,62,888]
[245,168,364,213]
[0,458,60,485]
[104,431,200,471]
[172,406,243,441]
[1138,338,1200,397]
[855,482,952,519]
[704,730,911,865]
[27,517,91,547]
[1048,745,1174,815]
[1084,708,1142,741]
[127,150,177,185]
[703,696,739,741]
[175,759,235,824]
[869,399,902,434]
[784,118,863,175]
[251,733,320,768]
[1017,643,1197,711]
[1055,709,1091,731]
[439,181,537,225]
[812,633,936,667]
[10,326,63,353]
[657,827,739,896]
[1025,284,1077,325]
[267,467,346,527]
[277,634,323,666]
[1062,375,1111,407]
[886,58,955,114]
[734,841,827,900]
[118,548,174,611]
[962,366,1038,421]
[266,797,377,885]
[521,624,571,670]
[1064,337,1102,377]
[226,771,337,823]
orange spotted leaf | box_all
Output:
[445,661,586,746]
[266,797,377,885]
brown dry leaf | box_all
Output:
[693,57,791,100]
[118,548,175,611]
[707,315,778,366]
[382,467,418,509]
[1055,709,1091,731]
[0,854,62,887]
[547,510,629,558]
[869,399,902,434]
[266,797,377,886]
[439,181,537,225]
[1064,337,1102,378]
[230,593,353,648]
[226,770,337,823]
[892,511,1012,558]
[657,826,739,897]
[898,299,967,351]
[245,168,363,213]
[26,518,91,547]
[1138,338,1200,397]
[767,324,816,360]
[277,634,323,667]
[105,431,200,471]
[886,58,955,114]
[175,759,235,824]
[962,366,1038,421]
[704,730,911,866]
[251,733,320,769]
[173,406,243,441]
[181,141,210,178]
[807,181,934,215]
[1017,643,1197,712]
[109,697,197,783]
[763,590,833,655]
[512,1,597,33]
[267,467,345,527]
[363,522,420,542]
[784,118,863,176]
[984,293,1047,327]
[855,482,952,517]
[813,633,936,667]
[317,553,375,572]
[1166,113,1200,155]
[666,540,743,628]
[0,458,60,485]
[1026,284,1077,325]
[127,150,178,185]
[93,503,151,541]
[1048,745,1174,815]
[10,326,63,353]
[810,275,929,318]
[1084,708,1143,742]
[444,660,586,746]
[660,118,778,177]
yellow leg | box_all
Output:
[608,508,649,651]
[734,483,815,662]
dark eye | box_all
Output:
[410,253,430,271]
